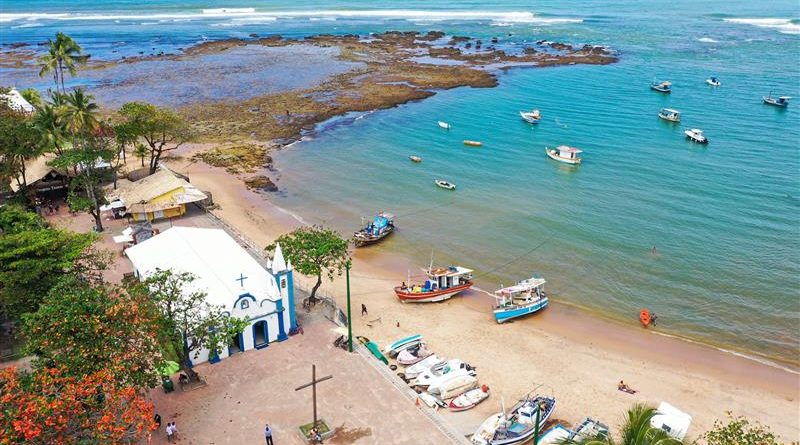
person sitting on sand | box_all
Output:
[618,380,627,391]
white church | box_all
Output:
[125,226,297,365]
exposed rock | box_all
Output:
[245,175,278,192]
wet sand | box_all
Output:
[166,146,800,442]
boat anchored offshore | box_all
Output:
[545,145,582,165]
[464,140,483,147]
[684,128,709,144]
[519,109,542,124]
[763,93,790,108]
[472,394,557,445]
[705,76,721,87]
[493,277,549,323]
[395,265,474,303]
[409,155,422,163]
[650,80,672,93]
[353,212,395,247]
[435,179,456,190]
[438,121,452,129]
[658,108,681,122]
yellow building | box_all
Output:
[108,168,207,222]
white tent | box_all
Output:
[651,401,692,440]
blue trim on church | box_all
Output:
[274,268,297,331]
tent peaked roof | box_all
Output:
[272,243,287,272]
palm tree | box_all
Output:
[60,88,99,137]
[32,103,66,156]
[560,404,683,445]
[38,32,88,93]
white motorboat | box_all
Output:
[569,418,609,442]
[438,121,451,129]
[545,146,582,165]
[428,373,478,399]
[412,359,475,387]
[449,386,490,411]
[396,344,434,365]
[519,109,541,124]
[763,93,790,108]
[435,179,456,190]
[471,413,505,445]
[684,128,708,144]
[705,76,721,87]
[658,108,681,122]
[403,355,443,378]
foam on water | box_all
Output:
[723,17,800,34]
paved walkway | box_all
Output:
[148,314,453,445]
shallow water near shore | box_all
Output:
[2,0,799,367]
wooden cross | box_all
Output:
[235,273,248,287]
[295,364,333,428]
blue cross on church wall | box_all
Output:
[236,273,248,287]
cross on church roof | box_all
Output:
[236,273,248,287]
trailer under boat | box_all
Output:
[353,212,395,247]
[395,266,473,303]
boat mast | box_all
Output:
[428,249,434,274]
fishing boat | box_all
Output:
[464,140,483,147]
[395,265,473,303]
[569,418,609,442]
[545,146,582,165]
[409,155,422,163]
[427,373,478,399]
[449,385,490,411]
[763,93,790,108]
[384,334,423,358]
[438,121,451,129]
[493,278,549,323]
[538,425,571,444]
[353,212,395,247]
[650,80,672,93]
[404,355,444,378]
[684,128,709,144]
[705,76,721,87]
[435,179,456,190]
[488,395,557,445]
[658,108,681,122]
[396,344,434,366]
[413,359,475,387]
[519,109,542,124]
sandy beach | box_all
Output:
[165,146,800,442]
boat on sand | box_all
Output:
[481,394,556,445]
[545,146,582,165]
[404,355,443,378]
[569,418,609,442]
[493,277,549,323]
[449,386,490,411]
[427,373,478,399]
[538,425,571,444]
[395,265,473,303]
[384,334,422,358]
[396,344,434,365]
[413,359,475,387]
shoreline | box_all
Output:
[165,146,799,441]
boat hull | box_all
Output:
[650,86,671,93]
[494,296,549,323]
[763,98,789,107]
[353,227,394,247]
[520,111,541,124]
[384,334,422,356]
[658,113,680,123]
[395,281,473,303]
[545,149,580,165]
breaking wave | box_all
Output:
[723,18,800,35]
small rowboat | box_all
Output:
[705,76,721,87]
[449,385,490,411]
[650,80,672,93]
[463,140,482,147]
[409,155,422,163]
[435,179,456,190]
[545,146,582,165]
[438,121,451,129]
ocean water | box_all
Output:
[1,1,798,367]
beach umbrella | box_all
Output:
[158,361,180,376]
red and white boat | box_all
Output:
[394,266,474,303]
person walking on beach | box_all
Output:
[165,423,174,442]
[361,303,368,316]
[264,424,274,445]
[154,413,161,430]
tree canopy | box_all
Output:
[266,225,350,301]
[117,102,193,174]
[38,32,88,93]
[23,276,165,389]
[702,413,787,445]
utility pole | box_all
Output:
[346,260,353,352]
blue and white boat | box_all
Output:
[650,80,672,93]
[519,109,542,124]
[353,212,395,247]
[472,394,556,445]
[493,278,548,323]
[384,334,422,357]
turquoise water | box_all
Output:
[2,1,799,366]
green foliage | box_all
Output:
[23,276,165,389]
[135,269,249,380]
[0,106,43,189]
[560,404,682,445]
[59,88,100,136]
[31,102,66,155]
[0,205,96,320]
[38,32,88,93]
[117,101,193,173]
[703,413,788,445]
[266,225,350,300]
[19,88,42,109]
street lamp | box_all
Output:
[346,260,353,352]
